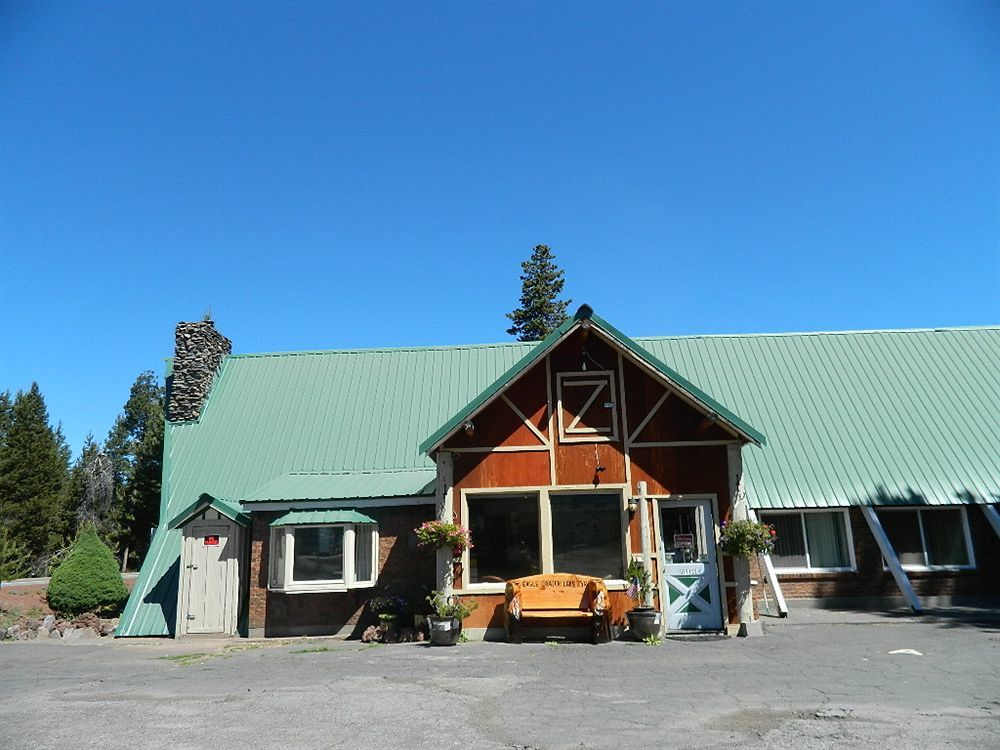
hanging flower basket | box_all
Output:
[414,520,473,558]
[719,520,777,556]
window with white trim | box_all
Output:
[876,507,974,570]
[268,524,378,593]
[758,510,855,572]
[464,489,627,590]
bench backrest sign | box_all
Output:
[509,574,594,609]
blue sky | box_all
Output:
[1,1,998,457]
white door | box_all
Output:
[658,500,723,631]
[184,523,230,634]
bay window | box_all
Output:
[269,522,378,592]
[758,510,854,572]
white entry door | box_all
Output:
[184,523,231,634]
[658,500,723,631]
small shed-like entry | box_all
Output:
[170,494,249,637]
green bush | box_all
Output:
[46,526,128,616]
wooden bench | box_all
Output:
[504,574,611,644]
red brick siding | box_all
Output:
[752,507,1000,604]
[248,504,436,637]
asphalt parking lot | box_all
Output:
[2,610,998,750]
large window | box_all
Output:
[758,510,854,572]
[467,494,540,583]
[877,508,974,570]
[463,490,626,589]
[551,493,624,579]
[269,524,378,593]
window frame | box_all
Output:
[877,507,976,572]
[268,523,379,594]
[459,485,629,594]
[757,509,857,574]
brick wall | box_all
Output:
[248,504,436,637]
[753,506,1000,606]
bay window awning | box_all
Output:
[269,509,376,527]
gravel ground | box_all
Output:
[1,612,998,749]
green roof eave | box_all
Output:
[270,509,377,526]
[169,493,250,529]
[420,304,765,454]
[589,311,766,446]
[418,310,583,454]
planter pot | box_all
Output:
[427,615,462,646]
[627,607,662,640]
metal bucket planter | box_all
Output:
[626,607,662,640]
[427,615,462,646]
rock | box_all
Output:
[37,627,49,638]
[48,628,62,639]
[27,619,41,631]
[26,628,37,640]
[77,627,98,640]
[42,615,56,630]
[63,628,83,641]
[8,625,20,640]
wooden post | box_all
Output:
[435,451,455,596]
[861,506,922,614]
[728,444,759,636]
[637,481,654,608]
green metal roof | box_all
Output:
[245,469,435,503]
[118,320,1000,637]
[270,509,376,526]
[169,493,249,529]
[419,304,766,453]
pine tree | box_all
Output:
[0,390,13,447]
[506,245,571,342]
[105,371,165,569]
[0,383,70,571]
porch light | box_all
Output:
[627,497,639,514]
[462,420,475,436]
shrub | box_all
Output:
[46,526,128,616]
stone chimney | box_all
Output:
[167,320,232,422]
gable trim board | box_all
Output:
[116,314,1000,637]
[420,305,766,455]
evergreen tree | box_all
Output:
[0,390,13,448]
[0,383,70,570]
[105,371,165,568]
[506,245,571,341]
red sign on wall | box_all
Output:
[204,535,219,546]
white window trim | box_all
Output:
[556,371,620,444]
[458,485,629,594]
[758,509,857,575]
[877,507,976,572]
[268,523,379,594]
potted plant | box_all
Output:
[625,559,661,640]
[718,519,776,557]
[415,520,473,560]
[369,595,408,640]
[425,590,478,646]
